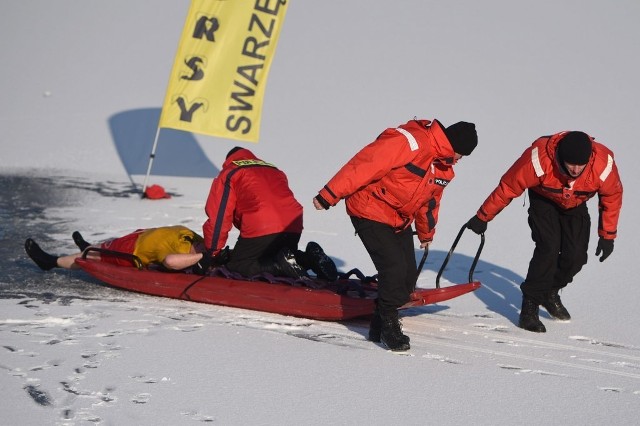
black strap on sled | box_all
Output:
[179,276,208,300]
[338,268,377,284]
[336,268,374,298]
[435,224,485,288]
[81,247,144,270]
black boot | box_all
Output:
[24,239,59,271]
[368,304,410,345]
[379,309,410,351]
[305,241,338,281]
[368,309,382,342]
[72,231,91,251]
[541,289,571,320]
[276,247,309,279]
[518,296,546,333]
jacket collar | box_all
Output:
[429,119,456,164]
[223,148,258,167]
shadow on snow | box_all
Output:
[108,108,219,184]
[413,249,524,325]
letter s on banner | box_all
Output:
[158,0,289,143]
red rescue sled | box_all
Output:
[75,226,483,321]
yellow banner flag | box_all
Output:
[159,0,288,142]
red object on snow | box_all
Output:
[144,184,171,199]
[74,258,480,321]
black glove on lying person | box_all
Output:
[466,215,488,235]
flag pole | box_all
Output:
[140,126,161,198]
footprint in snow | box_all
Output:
[492,338,522,347]
[170,323,204,332]
[422,353,463,364]
[598,387,622,393]
[29,358,63,371]
[81,351,98,359]
[181,410,215,422]
[570,335,638,350]
[131,393,151,404]
[473,313,495,319]
[67,409,101,424]
[96,329,124,337]
[498,364,568,377]
[24,384,53,406]
[131,374,159,384]
[472,323,509,332]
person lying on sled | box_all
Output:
[24,225,212,272]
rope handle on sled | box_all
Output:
[81,247,145,270]
[435,224,485,288]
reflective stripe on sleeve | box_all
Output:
[531,147,544,177]
[599,154,613,182]
[395,127,419,151]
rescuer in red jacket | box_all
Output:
[203,147,337,281]
[465,131,623,333]
[314,119,478,351]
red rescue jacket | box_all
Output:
[317,119,457,242]
[203,149,303,253]
[477,132,623,240]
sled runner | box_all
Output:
[75,226,483,321]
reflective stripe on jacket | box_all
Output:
[477,132,623,239]
[318,119,457,242]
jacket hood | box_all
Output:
[428,119,457,164]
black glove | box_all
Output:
[466,215,487,235]
[595,237,614,262]
[213,246,231,266]
[193,247,231,275]
[192,252,213,275]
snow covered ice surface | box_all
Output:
[2,172,639,425]
[2,1,640,425]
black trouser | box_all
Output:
[521,190,590,304]
[351,216,417,312]
[226,232,301,277]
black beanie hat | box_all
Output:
[444,121,478,156]
[558,132,592,165]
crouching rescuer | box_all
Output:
[465,131,623,332]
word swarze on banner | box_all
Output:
[159,0,288,142]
